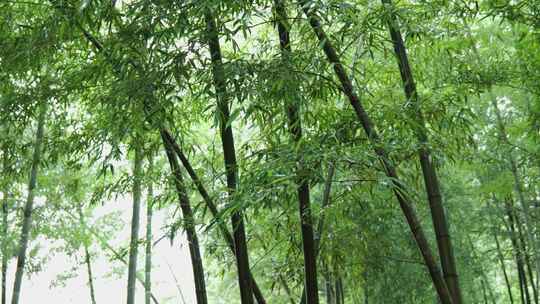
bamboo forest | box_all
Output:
[1,0,540,303]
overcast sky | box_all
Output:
[6,195,197,304]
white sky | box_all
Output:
[5,195,197,304]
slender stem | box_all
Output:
[490,91,540,304]
[127,142,143,304]
[145,156,154,304]
[297,1,452,302]
[488,196,514,304]
[162,133,208,304]
[11,102,47,304]
[1,146,9,304]
[48,12,266,303]
[161,130,266,304]
[381,1,462,302]
[274,1,318,303]
[493,233,514,304]
[165,259,187,304]
[77,203,97,304]
[204,8,253,304]
[300,162,336,304]
[65,207,160,304]
[504,197,530,304]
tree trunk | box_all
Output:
[488,195,514,303]
[505,197,531,304]
[526,254,539,304]
[257,235,294,304]
[274,1,319,303]
[65,208,160,304]
[77,203,97,304]
[279,274,296,304]
[54,15,206,304]
[522,276,531,304]
[300,162,336,304]
[316,162,336,253]
[335,277,343,304]
[66,14,266,304]
[490,91,540,304]
[363,272,368,304]
[165,259,187,304]
[297,2,453,303]
[517,210,538,304]
[2,147,9,304]
[466,234,496,304]
[145,156,154,304]
[481,280,488,304]
[162,134,208,304]
[324,264,334,304]
[494,228,514,304]
[204,9,253,304]
[59,17,260,304]
[127,143,143,304]
[11,103,46,304]
[83,239,97,304]
[161,130,266,304]
[381,1,462,302]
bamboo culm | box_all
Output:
[274,1,319,303]
[381,0,462,302]
[145,156,154,304]
[297,1,453,303]
[77,203,97,304]
[162,134,208,304]
[161,130,266,304]
[54,11,266,303]
[2,146,9,304]
[204,9,254,304]
[127,143,143,304]
[11,103,47,304]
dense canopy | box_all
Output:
[1,0,540,303]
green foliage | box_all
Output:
[1,0,540,303]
